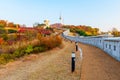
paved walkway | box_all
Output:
[79,42,120,80]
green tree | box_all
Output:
[76,30,87,36]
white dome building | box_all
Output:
[44,20,50,28]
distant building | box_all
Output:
[59,14,63,25]
[50,23,62,28]
[44,20,50,28]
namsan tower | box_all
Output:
[59,13,63,25]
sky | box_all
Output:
[0,0,120,31]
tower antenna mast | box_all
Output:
[59,12,62,25]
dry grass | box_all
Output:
[0,40,82,80]
[0,35,62,64]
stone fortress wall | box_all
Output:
[63,29,120,61]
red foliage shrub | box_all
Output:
[40,35,62,49]
[0,38,4,45]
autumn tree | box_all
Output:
[64,25,99,36]
[0,20,7,27]
[7,22,15,28]
[111,28,120,37]
[14,24,20,28]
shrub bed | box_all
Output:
[0,35,62,64]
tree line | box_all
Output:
[63,25,99,36]
[0,20,20,28]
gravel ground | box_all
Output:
[0,41,120,80]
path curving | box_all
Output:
[79,42,120,80]
[0,40,120,80]
[0,41,81,80]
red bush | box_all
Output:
[40,36,62,49]
[0,38,4,45]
